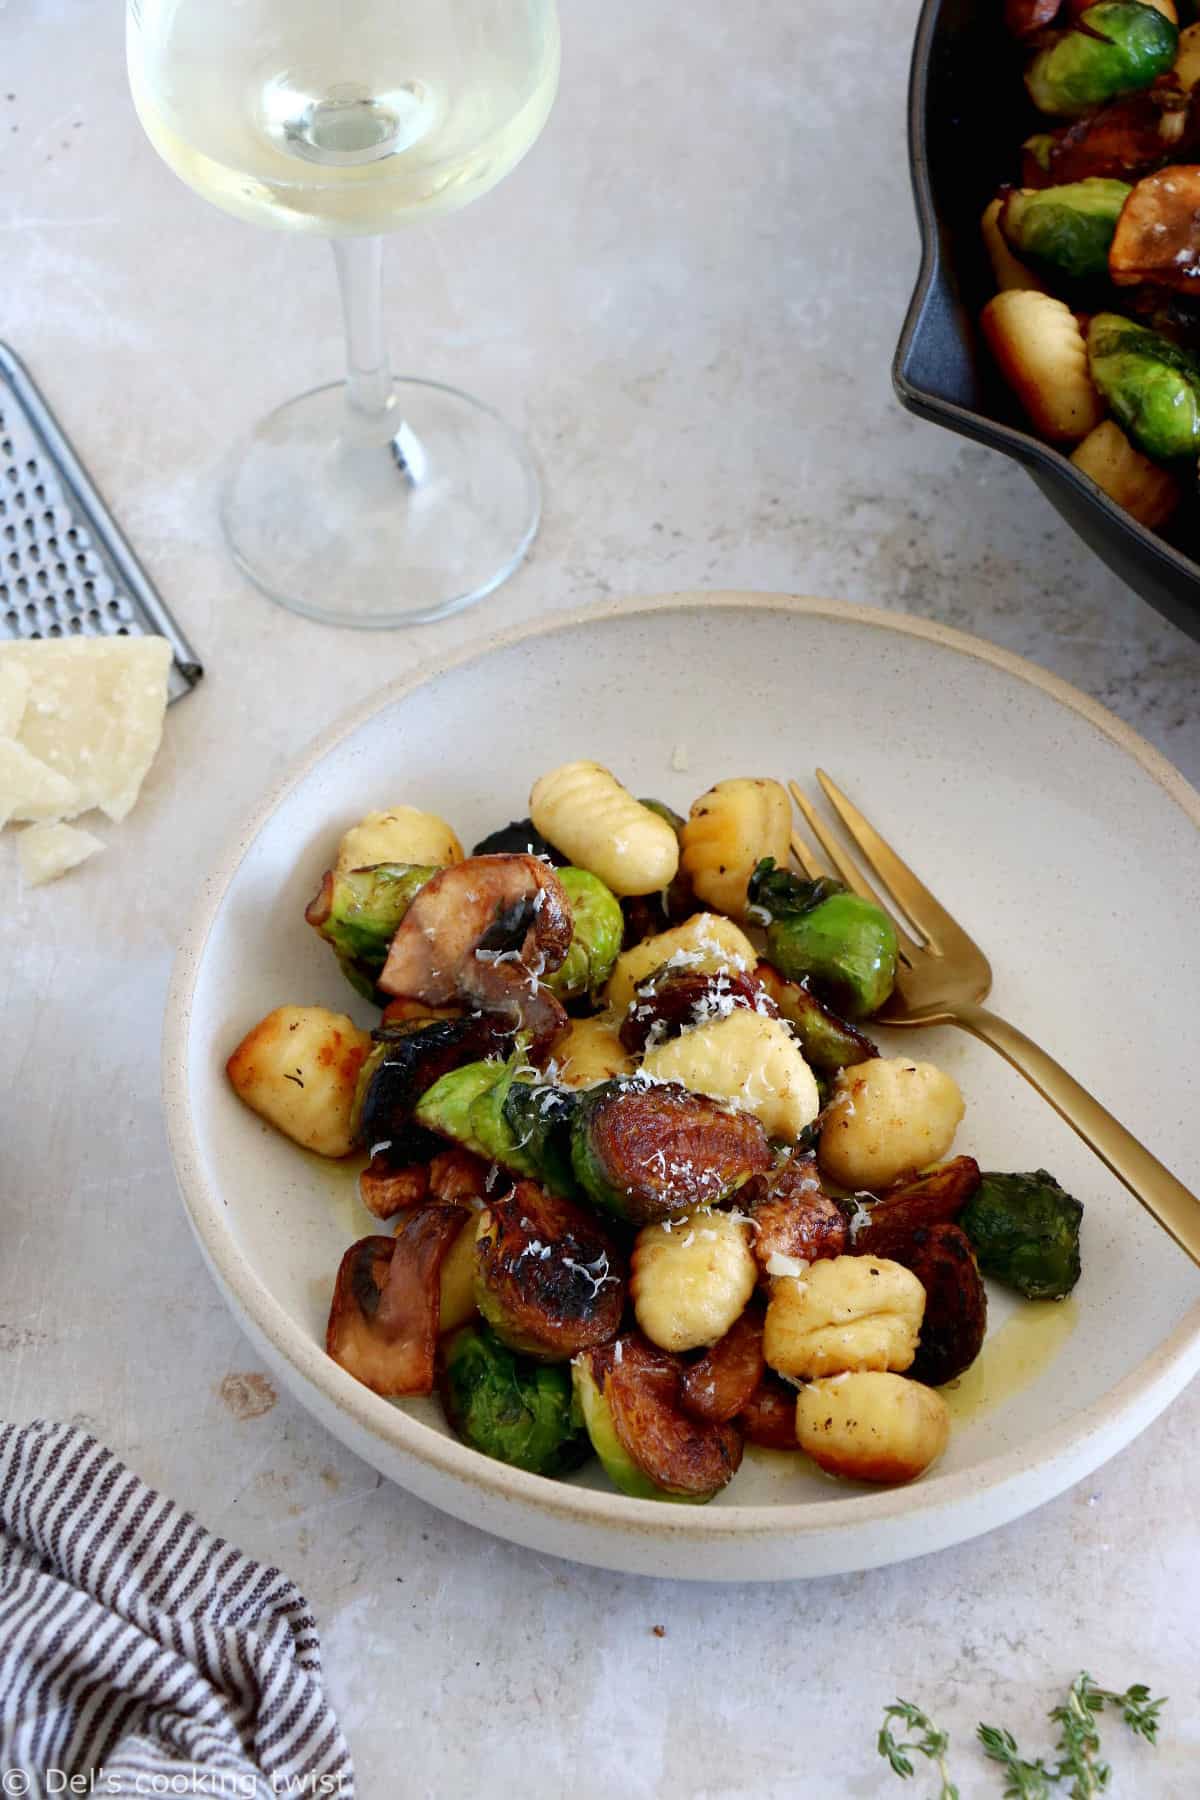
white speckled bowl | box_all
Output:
[163,595,1200,1579]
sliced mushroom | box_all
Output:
[1110,165,1200,289]
[326,1206,467,1396]
[379,855,572,1053]
[743,1155,849,1281]
[360,1155,430,1220]
[428,1147,492,1207]
[679,1301,767,1425]
[1005,0,1062,40]
[738,1374,801,1451]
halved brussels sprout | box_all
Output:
[305,863,437,1000]
[747,861,898,1020]
[738,1374,801,1450]
[573,1336,743,1502]
[857,1220,988,1385]
[1000,178,1131,279]
[619,966,776,1055]
[475,1179,626,1360]
[440,1322,591,1476]
[326,1206,468,1396]
[1086,312,1200,459]
[1026,4,1178,120]
[544,868,624,1002]
[468,1056,538,1178]
[679,1302,766,1425]
[960,1169,1084,1300]
[471,817,566,863]
[413,1059,506,1159]
[754,961,877,1072]
[503,1079,580,1197]
[352,1017,506,1156]
[570,1079,772,1225]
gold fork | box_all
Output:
[788,771,1200,1268]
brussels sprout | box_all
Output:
[857,1220,988,1385]
[1026,4,1178,120]
[679,1303,766,1425]
[413,1059,506,1158]
[1001,178,1131,278]
[475,1179,626,1359]
[305,863,437,1000]
[619,966,774,1055]
[1023,131,1057,177]
[440,1323,591,1476]
[573,1336,743,1502]
[468,1055,538,1178]
[352,1017,505,1155]
[1086,312,1200,459]
[570,1079,772,1225]
[959,1169,1083,1300]
[747,860,898,1020]
[503,1080,580,1197]
[638,798,687,835]
[544,868,624,1001]
[754,961,877,1072]
[471,817,566,863]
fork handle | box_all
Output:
[953,1002,1200,1268]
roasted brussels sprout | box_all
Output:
[570,1079,773,1225]
[679,1302,766,1425]
[502,1079,580,1197]
[738,1374,802,1450]
[471,817,566,863]
[1086,312,1200,459]
[475,1179,626,1359]
[378,855,572,1054]
[960,1169,1084,1300]
[413,1059,507,1159]
[544,868,624,1002]
[573,1336,743,1502]
[326,1206,468,1396]
[754,961,877,1073]
[353,1017,506,1158]
[1000,178,1131,279]
[467,1056,539,1178]
[305,863,436,1000]
[746,861,898,1020]
[1026,4,1178,120]
[858,1220,988,1386]
[439,1322,590,1476]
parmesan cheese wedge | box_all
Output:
[0,636,171,822]
[17,820,105,886]
[0,660,31,738]
[0,736,80,828]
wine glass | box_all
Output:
[127,0,560,627]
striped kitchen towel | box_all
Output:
[0,1420,353,1797]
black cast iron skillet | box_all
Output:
[893,0,1200,641]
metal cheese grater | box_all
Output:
[0,343,202,703]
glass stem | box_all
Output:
[332,236,395,424]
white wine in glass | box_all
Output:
[127,0,561,626]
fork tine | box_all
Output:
[815,769,983,959]
[789,781,923,963]
[789,830,827,881]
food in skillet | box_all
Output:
[983,0,1200,531]
[224,764,1084,1504]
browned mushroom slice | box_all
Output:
[1110,166,1200,288]
[854,1220,988,1387]
[743,1156,849,1280]
[680,1301,766,1425]
[359,1155,430,1220]
[1040,92,1187,185]
[855,1156,982,1252]
[326,1207,467,1396]
[379,996,465,1028]
[575,1336,744,1501]
[619,966,776,1055]
[739,1374,801,1451]
[1005,0,1062,39]
[378,854,572,1052]
[427,1147,492,1207]
[475,1179,625,1360]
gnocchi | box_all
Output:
[631,1211,758,1352]
[641,1009,820,1141]
[679,777,792,922]
[606,912,758,1015]
[436,1214,481,1335]
[980,290,1104,444]
[554,1014,636,1089]
[980,197,1046,295]
[1069,420,1181,531]
[530,760,679,897]
[762,1254,926,1379]
[226,1005,370,1158]
[818,1057,965,1191]
[795,1372,950,1484]
[335,805,463,873]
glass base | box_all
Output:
[220,378,541,627]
